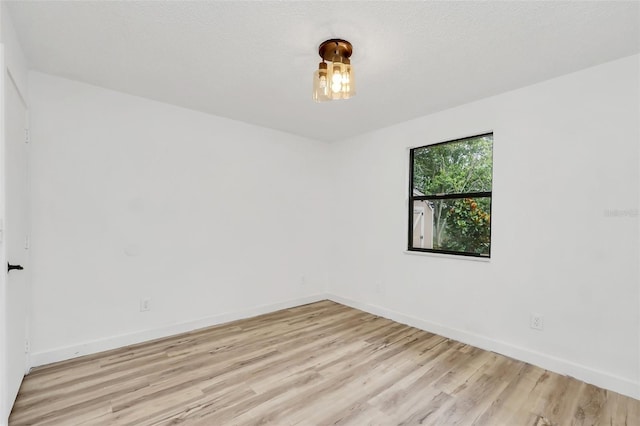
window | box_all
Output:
[409,133,493,257]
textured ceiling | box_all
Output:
[6,1,640,142]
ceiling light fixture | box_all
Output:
[313,39,355,102]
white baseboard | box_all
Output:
[327,294,640,400]
[30,293,329,368]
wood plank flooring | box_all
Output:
[9,300,640,425]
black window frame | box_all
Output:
[408,132,493,258]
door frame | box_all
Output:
[0,41,9,426]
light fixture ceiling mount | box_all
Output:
[313,38,355,102]
[318,39,353,62]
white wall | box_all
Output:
[328,55,640,398]
[28,72,330,364]
[1,2,28,99]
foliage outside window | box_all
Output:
[409,133,493,257]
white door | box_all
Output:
[2,65,30,418]
[413,206,425,248]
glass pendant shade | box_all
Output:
[313,62,330,102]
[330,62,345,97]
[313,39,355,102]
[341,59,355,99]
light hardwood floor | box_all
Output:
[9,300,639,425]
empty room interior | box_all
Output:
[1,1,639,425]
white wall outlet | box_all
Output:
[300,275,306,286]
[530,314,544,331]
[25,339,30,353]
[140,298,151,312]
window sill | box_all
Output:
[403,250,491,262]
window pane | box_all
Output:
[411,200,434,249]
[410,197,491,256]
[412,134,493,196]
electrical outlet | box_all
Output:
[530,314,544,331]
[25,339,30,353]
[140,298,151,312]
